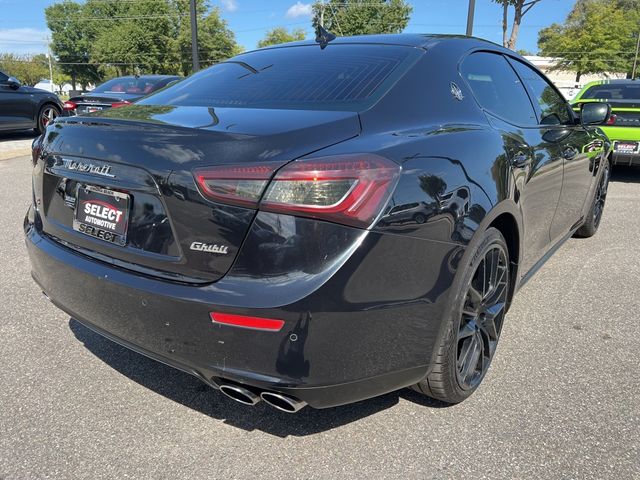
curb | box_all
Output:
[0,149,31,161]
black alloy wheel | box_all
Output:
[412,227,510,403]
[456,244,508,390]
[575,159,610,238]
[592,162,610,229]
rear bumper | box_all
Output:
[611,150,640,166]
[26,217,461,408]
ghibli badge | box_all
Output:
[190,242,229,254]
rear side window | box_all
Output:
[0,71,8,83]
[460,52,537,126]
[582,83,640,100]
[140,45,420,111]
[510,60,572,125]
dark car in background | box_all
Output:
[62,75,180,115]
[0,70,63,134]
[27,35,612,412]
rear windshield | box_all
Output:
[139,44,420,111]
[582,83,640,100]
[93,77,174,95]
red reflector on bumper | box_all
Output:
[210,312,285,332]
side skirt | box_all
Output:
[515,228,577,292]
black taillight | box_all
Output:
[194,154,401,229]
[31,136,43,166]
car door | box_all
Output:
[0,73,36,130]
[508,58,597,244]
[0,71,18,129]
[460,52,564,275]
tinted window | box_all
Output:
[582,83,640,100]
[140,45,420,111]
[93,77,175,95]
[510,60,571,125]
[0,71,8,83]
[460,52,536,126]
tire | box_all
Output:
[574,159,610,238]
[35,104,60,134]
[414,213,427,224]
[412,227,510,404]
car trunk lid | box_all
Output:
[35,105,360,282]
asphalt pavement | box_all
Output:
[0,131,37,160]
[0,153,638,480]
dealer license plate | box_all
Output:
[614,141,639,153]
[73,185,130,246]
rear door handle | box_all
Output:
[563,146,578,160]
[512,151,531,168]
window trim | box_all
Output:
[457,49,539,128]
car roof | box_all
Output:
[257,33,504,51]
[583,79,640,87]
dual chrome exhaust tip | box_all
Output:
[217,382,306,413]
[260,392,307,413]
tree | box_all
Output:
[90,0,175,76]
[46,0,240,83]
[45,1,101,90]
[188,6,242,71]
[538,0,640,81]
[258,27,306,48]
[0,54,49,86]
[170,1,240,75]
[311,0,412,36]
[492,0,542,50]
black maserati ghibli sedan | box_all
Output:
[26,34,612,412]
[62,75,180,115]
[0,70,63,134]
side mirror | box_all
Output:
[581,102,611,126]
[4,76,21,89]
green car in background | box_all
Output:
[572,80,640,166]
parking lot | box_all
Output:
[0,146,638,479]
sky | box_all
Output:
[0,0,575,56]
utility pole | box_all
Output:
[189,0,199,72]
[46,39,54,93]
[632,31,640,79]
[466,0,476,36]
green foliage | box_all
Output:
[0,53,71,90]
[257,27,306,48]
[0,53,50,86]
[538,0,640,80]
[311,0,412,36]
[45,0,240,85]
[175,5,241,75]
[45,0,101,89]
[0,53,61,86]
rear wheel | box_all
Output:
[412,227,509,403]
[575,160,610,238]
[35,104,60,134]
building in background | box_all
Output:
[524,56,627,100]
[33,79,74,95]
